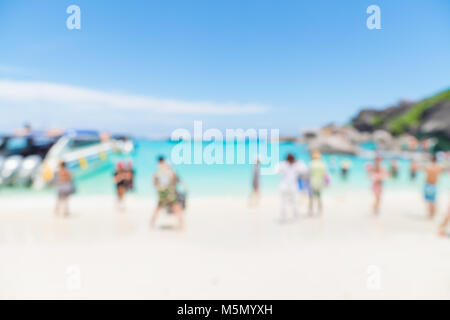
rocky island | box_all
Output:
[301,88,450,155]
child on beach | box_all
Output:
[366,156,389,215]
[308,151,328,216]
[55,161,74,217]
[277,153,308,222]
[150,156,184,230]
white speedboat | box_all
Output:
[0,134,57,187]
[33,130,134,189]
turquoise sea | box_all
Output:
[1,140,449,197]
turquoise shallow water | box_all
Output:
[0,140,449,197]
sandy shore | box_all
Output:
[0,189,449,299]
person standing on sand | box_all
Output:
[125,161,135,192]
[297,169,310,198]
[439,204,450,237]
[390,159,399,179]
[55,161,74,217]
[340,159,351,180]
[114,162,128,211]
[410,159,418,180]
[422,154,444,219]
[150,156,184,230]
[277,153,308,222]
[308,151,328,216]
[249,158,261,207]
[366,156,389,215]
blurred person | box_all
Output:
[297,164,310,212]
[439,204,450,237]
[173,177,188,211]
[410,159,418,180]
[409,136,418,151]
[55,161,74,217]
[150,156,184,230]
[422,154,444,219]
[114,162,128,211]
[421,139,430,152]
[340,159,351,180]
[277,153,308,222]
[297,169,310,197]
[308,151,328,216]
[23,123,32,135]
[15,123,32,136]
[390,159,399,179]
[125,160,135,191]
[366,156,389,215]
[249,157,261,207]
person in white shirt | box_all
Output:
[277,153,308,222]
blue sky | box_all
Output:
[0,0,449,136]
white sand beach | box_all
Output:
[0,190,449,300]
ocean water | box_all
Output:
[72,140,450,197]
[1,140,448,197]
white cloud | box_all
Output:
[0,79,269,115]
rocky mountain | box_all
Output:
[352,101,414,132]
[351,89,450,150]
[419,100,450,150]
[351,109,380,132]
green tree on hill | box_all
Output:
[389,89,450,135]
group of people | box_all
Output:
[366,154,447,218]
[54,151,450,236]
[328,156,352,179]
[251,150,449,235]
[113,156,186,230]
[252,151,329,222]
[55,157,186,230]
[368,154,450,235]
